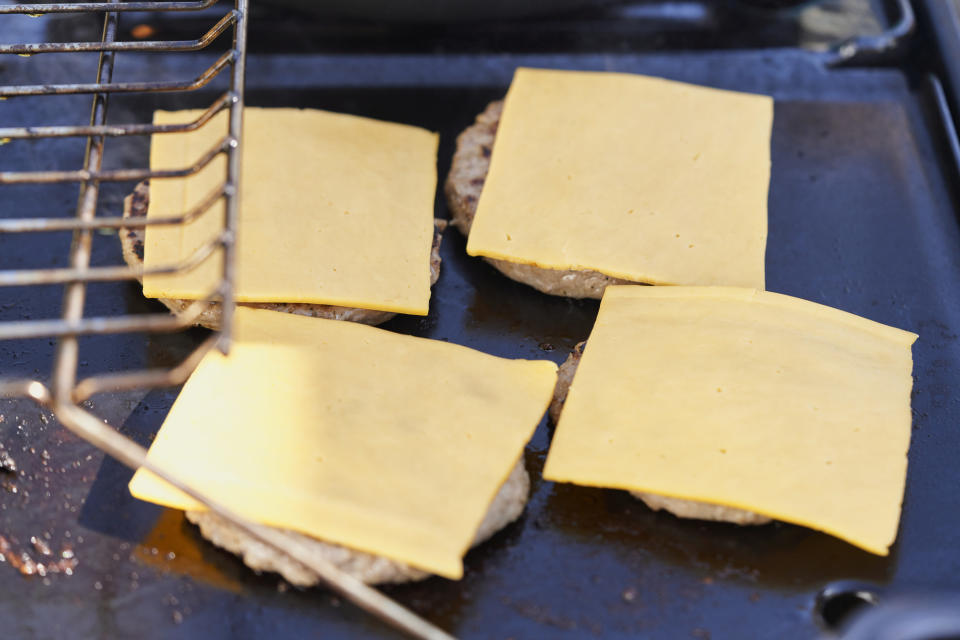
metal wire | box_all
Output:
[0,137,231,183]
[0,91,232,140]
[0,182,227,233]
[0,49,236,96]
[0,10,238,53]
[0,2,451,638]
[0,1,221,14]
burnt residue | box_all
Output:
[0,533,78,577]
[0,399,104,587]
[0,443,17,474]
[0,441,18,495]
[31,534,52,557]
[124,180,150,261]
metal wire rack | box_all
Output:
[0,3,448,638]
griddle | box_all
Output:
[2,1,960,638]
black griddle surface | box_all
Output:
[2,37,960,640]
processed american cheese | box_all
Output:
[129,308,557,579]
[467,68,773,289]
[543,286,917,555]
[144,108,439,315]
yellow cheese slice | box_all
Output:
[129,307,557,579]
[543,286,917,555]
[466,68,773,289]
[144,107,439,315]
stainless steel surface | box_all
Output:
[0,2,448,638]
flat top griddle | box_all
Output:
[2,1,960,638]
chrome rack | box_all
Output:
[0,2,449,638]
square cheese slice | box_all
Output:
[466,68,773,289]
[143,107,439,315]
[543,286,917,555]
[129,307,557,579]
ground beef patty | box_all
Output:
[121,181,446,331]
[444,100,636,299]
[549,344,771,526]
[186,459,530,586]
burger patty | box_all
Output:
[121,181,446,331]
[549,344,772,526]
[186,458,530,586]
[444,100,635,299]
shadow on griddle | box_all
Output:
[385,224,600,362]
[381,514,528,631]
[77,388,267,593]
[77,388,179,541]
[379,446,545,631]
[76,315,210,542]
[542,481,895,589]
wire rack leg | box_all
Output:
[51,3,119,405]
[2,2,454,637]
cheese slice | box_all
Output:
[543,286,917,555]
[466,68,773,289]
[129,307,557,579]
[144,107,439,315]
